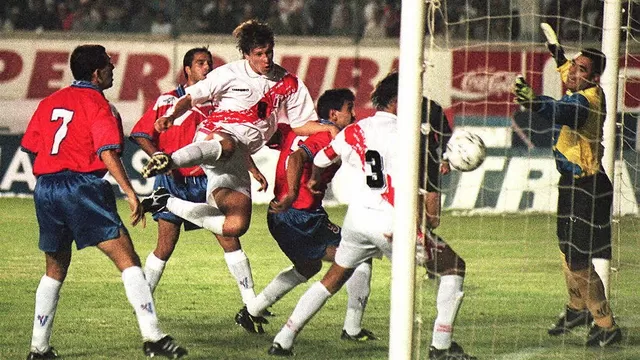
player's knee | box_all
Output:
[223,217,250,237]
[294,260,321,280]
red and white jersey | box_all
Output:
[21,83,124,176]
[273,123,338,211]
[186,60,317,152]
[315,111,398,210]
[130,85,215,177]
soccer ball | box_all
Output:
[445,130,486,172]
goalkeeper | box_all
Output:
[512,24,621,347]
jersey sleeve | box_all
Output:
[185,66,230,106]
[91,100,124,156]
[287,77,319,128]
[314,130,348,168]
[299,131,332,158]
[130,94,177,141]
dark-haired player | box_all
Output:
[22,44,186,359]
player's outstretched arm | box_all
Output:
[101,149,146,227]
[540,23,567,67]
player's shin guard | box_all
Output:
[572,266,614,329]
[30,275,62,353]
[224,250,256,304]
[166,198,226,235]
[343,262,372,335]
[144,252,167,294]
[432,275,465,350]
[592,258,611,299]
[274,282,332,350]
[562,256,586,310]
[171,140,222,167]
[122,266,163,342]
[248,266,307,317]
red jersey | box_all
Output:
[273,123,339,211]
[21,84,124,176]
[130,85,215,177]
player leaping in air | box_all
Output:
[139,19,338,324]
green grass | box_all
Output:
[0,198,638,359]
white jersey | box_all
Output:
[186,59,317,153]
[315,111,398,211]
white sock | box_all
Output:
[224,250,256,304]
[273,282,332,350]
[171,140,222,167]
[248,266,307,317]
[144,252,167,294]
[432,275,465,350]
[122,266,164,341]
[30,275,62,353]
[592,258,611,299]
[343,262,372,335]
[166,198,226,235]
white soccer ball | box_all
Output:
[445,130,486,172]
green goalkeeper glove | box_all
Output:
[513,76,535,106]
[540,23,567,67]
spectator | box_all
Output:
[150,10,172,35]
[331,0,352,36]
[363,5,385,39]
[278,0,305,35]
[382,0,400,38]
[128,4,153,33]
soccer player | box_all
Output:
[130,47,217,295]
[418,97,476,360]
[236,89,376,341]
[267,73,475,359]
[21,44,186,359]
[139,19,334,315]
[513,38,622,345]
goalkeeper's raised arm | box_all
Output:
[540,22,567,67]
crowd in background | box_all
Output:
[0,0,636,42]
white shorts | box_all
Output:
[334,204,393,269]
[192,131,252,203]
[197,121,265,154]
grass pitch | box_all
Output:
[0,197,638,359]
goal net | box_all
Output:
[405,0,640,358]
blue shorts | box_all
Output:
[152,173,207,231]
[34,171,126,252]
[267,207,341,263]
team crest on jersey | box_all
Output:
[37,315,49,326]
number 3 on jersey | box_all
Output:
[50,108,74,155]
[365,150,385,189]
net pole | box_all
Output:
[599,0,622,300]
[388,0,426,359]
[601,0,622,179]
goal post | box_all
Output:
[389,0,426,359]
